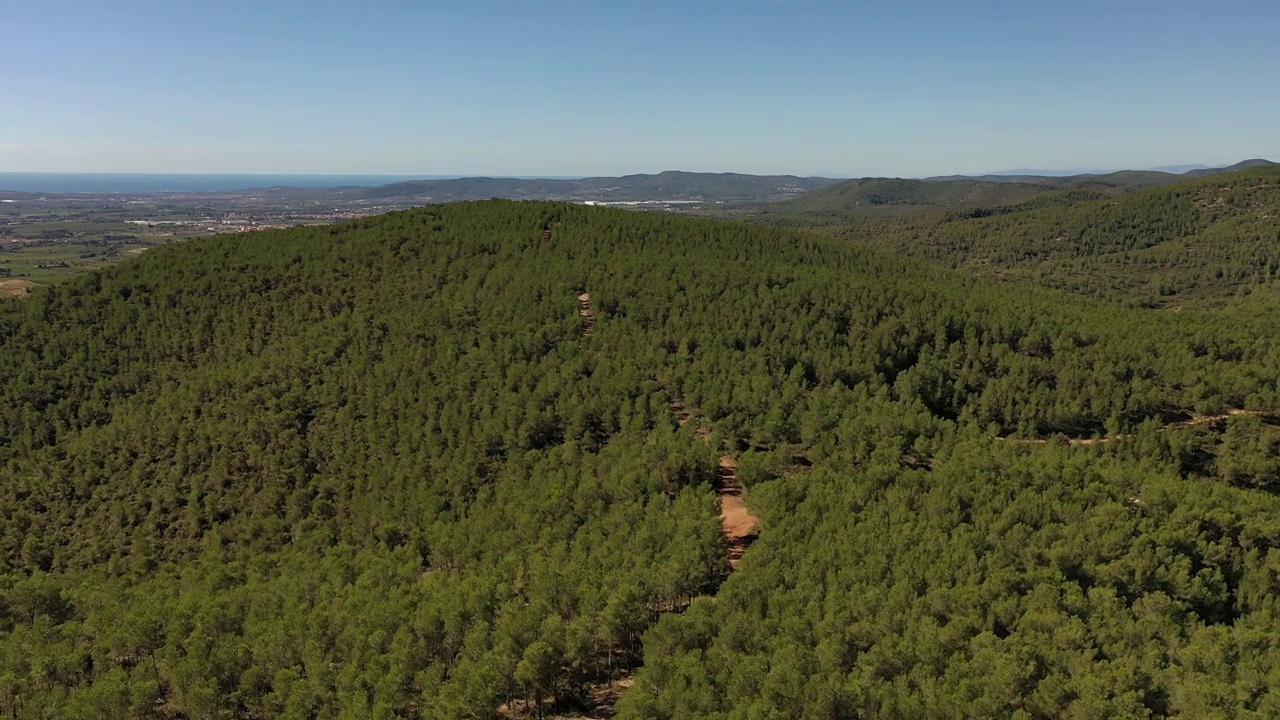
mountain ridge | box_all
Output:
[826,164,1280,306]
[233,160,1276,206]
[743,159,1280,220]
[338,170,842,203]
[924,158,1277,191]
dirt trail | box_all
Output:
[669,400,693,428]
[664,391,760,568]
[668,398,711,441]
[578,293,595,336]
[576,678,632,720]
[1001,408,1267,447]
[1176,408,1263,426]
[715,455,758,569]
[509,677,632,720]
[530,381,759,719]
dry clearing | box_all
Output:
[0,279,35,297]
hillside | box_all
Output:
[779,177,1060,215]
[924,170,1183,192]
[3,201,1280,718]
[824,165,1280,307]
[726,162,1276,225]
[1183,158,1279,177]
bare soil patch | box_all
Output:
[664,390,760,566]
[565,678,633,720]
[715,455,758,568]
[577,293,595,336]
[0,279,35,297]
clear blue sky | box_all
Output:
[3,0,1278,176]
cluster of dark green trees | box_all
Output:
[2,196,1279,718]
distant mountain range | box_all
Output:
[256,171,844,205]
[7,161,1272,209]
[1146,164,1213,174]
[717,159,1279,219]
[924,159,1277,192]
[313,160,1275,207]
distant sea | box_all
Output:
[0,173,580,193]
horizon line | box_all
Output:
[1,157,1273,183]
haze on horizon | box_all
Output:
[3,0,1278,178]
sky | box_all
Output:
[2,0,1278,177]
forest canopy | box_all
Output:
[2,197,1279,718]
[728,165,1280,311]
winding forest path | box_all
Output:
[667,392,759,568]
[1002,408,1266,447]
[544,296,756,719]
[578,293,595,336]
[547,388,760,720]
[715,455,757,569]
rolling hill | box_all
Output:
[1183,158,1279,177]
[779,177,1064,215]
[3,199,1280,718]
[721,160,1278,223]
[827,165,1280,307]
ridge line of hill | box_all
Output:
[211,159,1276,206]
[924,158,1277,185]
[839,164,1280,306]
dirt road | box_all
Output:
[715,455,757,568]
